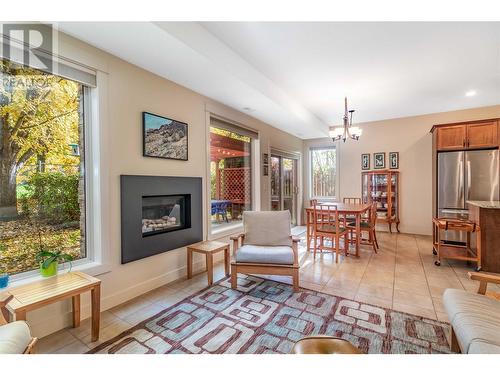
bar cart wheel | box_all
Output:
[434,260,441,266]
[475,266,482,272]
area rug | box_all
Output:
[88,276,452,354]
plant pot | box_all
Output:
[40,261,58,277]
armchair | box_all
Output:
[0,294,37,354]
[443,272,500,353]
[230,211,300,292]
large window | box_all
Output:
[310,146,337,199]
[209,118,256,233]
[0,60,87,275]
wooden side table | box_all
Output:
[187,241,230,285]
[6,271,101,342]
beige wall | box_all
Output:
[26,33,303,338]
[303,105,500,235]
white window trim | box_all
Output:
[6,71,111,289]
[205,112,260,240]
[308,145,340,202]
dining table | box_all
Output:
[305,202,372,257]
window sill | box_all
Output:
[1,261,111,291]
[209,223,243,240]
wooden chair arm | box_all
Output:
[0,294,13,325]
[468,272,500,295]
[230,233,245,254]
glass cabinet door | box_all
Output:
[390,173,398,220]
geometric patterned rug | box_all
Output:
[88,276,452,354]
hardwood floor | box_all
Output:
[37,229,498,353]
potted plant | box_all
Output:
[36,250,73,277]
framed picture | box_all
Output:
[361,153,370,170]
[263,165,269,176]
[263,153,269,165]
[373,152,386,169]
[389,152,399,169]
[143,112,188,160]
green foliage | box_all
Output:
[36,249,73,269]
[20,172,80,224]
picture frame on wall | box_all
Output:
[361,153,370,170]
[143,112,188,161]
[373,152,386,169]
[263,153,269,165]
[389,151,399,169]
[263,165,269,176]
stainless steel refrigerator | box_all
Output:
[437,149,499,243]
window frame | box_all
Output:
[309,146,338,201]
[7,70,111,286]
[206,114,260,239]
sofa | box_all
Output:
[443,272,500,354]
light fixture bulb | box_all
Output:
[465,90,477,97]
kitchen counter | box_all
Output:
[468,203,500,273]
[467,201,500,209]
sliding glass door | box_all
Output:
[270,154,298,225]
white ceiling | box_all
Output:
[59,22,500,139]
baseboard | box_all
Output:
[29,257,213,338]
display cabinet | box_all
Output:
[362,170,400,233]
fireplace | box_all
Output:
[120,175,202,264]
[142,194,190,236]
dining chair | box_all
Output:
[347,202,379,253]
[312,204,348,262]
[343,197,362,223]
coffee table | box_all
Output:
[5,271,101,341]
[187,241,230,285]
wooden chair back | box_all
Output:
[343,197,361,204]
[313,204,340,234]
[369,202,378,226]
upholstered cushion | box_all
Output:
[243,211,292,246]
[0,321,32,354]
[235,245,294,265]
[316,225,347,234]
[468,341,500,354]
[443,288,500,353]
[347,221,372,229]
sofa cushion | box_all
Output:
[443,288,500,353]
[235,245,294,265]
[243,211,292,246]
[0,321,32,354]
[468,341,500,354]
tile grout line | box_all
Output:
[416,235,439,320]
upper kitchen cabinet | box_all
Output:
[436,125,467,150]
[432,119,499,151]
[466,121,498,149]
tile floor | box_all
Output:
[38,229,496,354]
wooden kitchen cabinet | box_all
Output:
[467,121,498,149]
[436,125,467,150]
[433,119,499,151]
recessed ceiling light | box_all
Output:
[465,90,477,97]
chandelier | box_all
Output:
[329,97,362,142]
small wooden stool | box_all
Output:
[187,241,230,285]
[291,336,362,354]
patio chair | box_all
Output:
[230,211,300,291]
[0,294,37,354]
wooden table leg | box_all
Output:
[91,284,101,342]
[355,213,361,257]
[16,310,27,321]
[72,294,81,328]
[187,248,193,279]
[224,247,230,276]
[206,253,214,285]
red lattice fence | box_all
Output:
[220,167,251,203]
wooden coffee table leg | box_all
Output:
[91,284,101,342]
[224,246,230,276]
[72,294,81,328]
[187,248,193,279]
[206,253,214,285]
